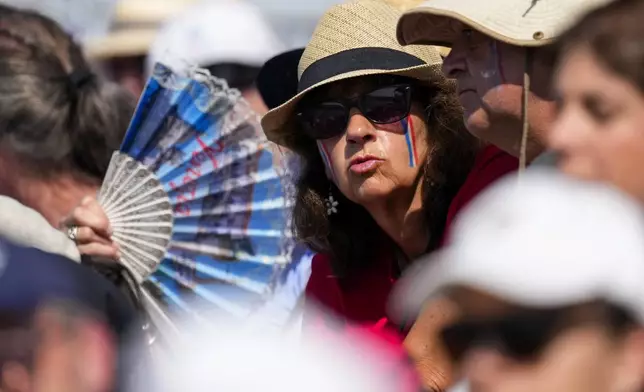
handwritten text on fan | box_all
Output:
[171,136,224,217]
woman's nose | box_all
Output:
[547,106,588,152]
[345,108,376,144]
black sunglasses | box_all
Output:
[295,84,413,140]
[440,309,570,363]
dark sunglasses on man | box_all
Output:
[440,302,634,363]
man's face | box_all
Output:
[442,290,644,392]
[0,304,116,392]
[441,21,553,160]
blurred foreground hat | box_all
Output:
[261,0,444,147]
[0,240,137,337]
[85,0,198,59]
[397,0,615,47]
[134,309,413,392]
[391,171,644,323]
[147,1,285,76]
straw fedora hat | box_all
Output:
[397,0,615,47]
[85,0,198,59]
[261,0,444,147]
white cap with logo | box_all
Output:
[391,171,644,323]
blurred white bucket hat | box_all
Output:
[391,171,644,323]
[146,1,285,76]
[397,0,615,47]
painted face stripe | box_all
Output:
[408,116,419,165]
[491,40,507,84]
[401,117,417,168]
[316,140,336,181]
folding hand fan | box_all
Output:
[98,63,297,320]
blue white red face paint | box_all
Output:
[316,140,336,182]
[400,116,418,168]
[490,40,507,84]
[316,116,420,176]
[478,40,507,87]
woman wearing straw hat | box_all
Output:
[260,0,517,382]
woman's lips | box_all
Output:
[349,157,384,174]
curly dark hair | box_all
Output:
[0,5,135,183]
[282,74,479,280]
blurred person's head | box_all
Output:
[392,171,644,392]
[147,1,285,115]
[549,0,644,204]
[86,0,197,98]
[100,55,147,100]
[0,240,143,392]
[1,305,117,392]
[396,0,611,162]
[0,6,135,226]
[133,307,412,392]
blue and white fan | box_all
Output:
[98,63,296,323]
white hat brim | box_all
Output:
[397,0,613,47]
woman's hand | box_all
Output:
[61,197,119,260]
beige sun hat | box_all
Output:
[85,0,198,59]
[397,0,615,47]
[260,0,444,147]
[384,0,450,56]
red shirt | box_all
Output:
[303,145,517,390]
[304,145,518,332]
